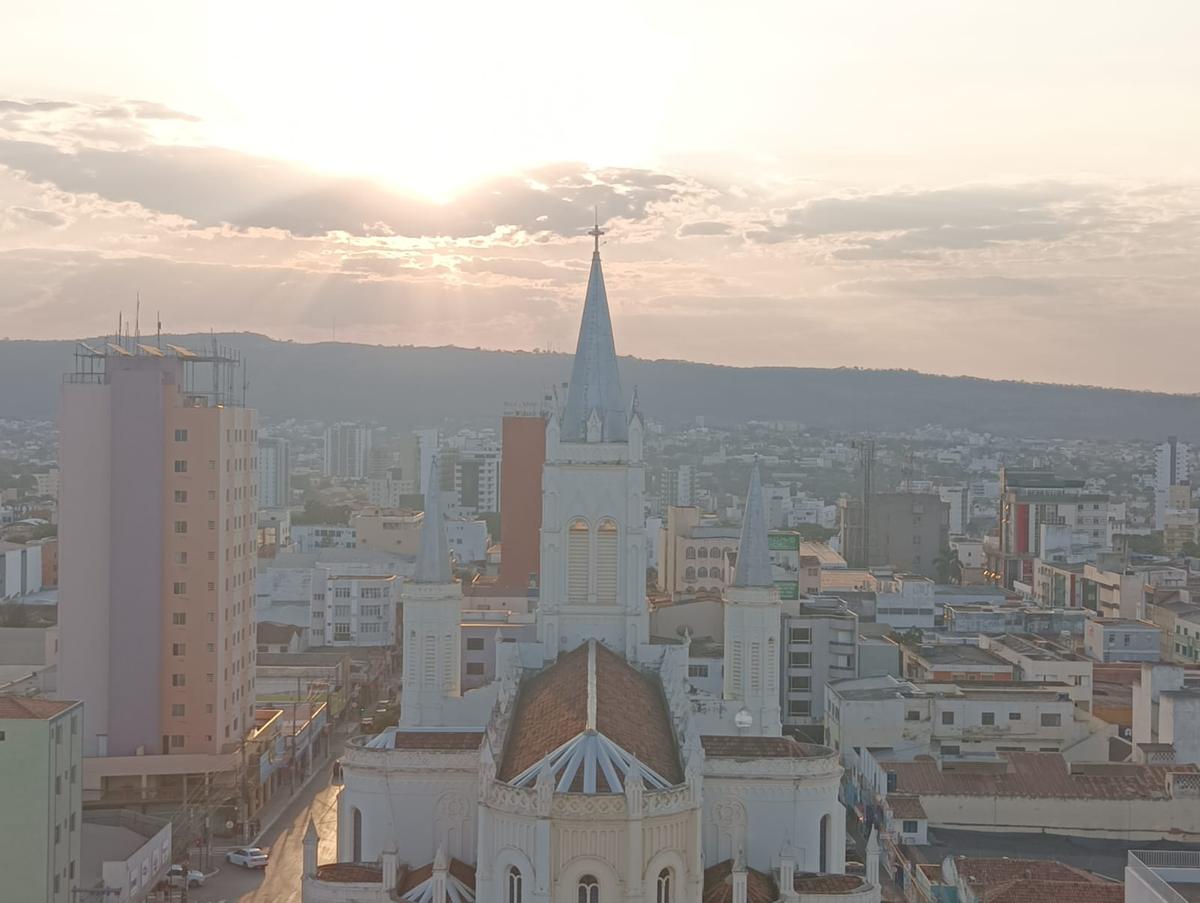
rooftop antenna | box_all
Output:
[135,293,141,344]
[156,310,162,349]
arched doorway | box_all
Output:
[351,806,363,862]
[819,812,830,873]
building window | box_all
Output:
[175,429,188,442]
[1041,713,1062,727]
[789,627,812,643]
[684,566,696,581]
[906,710,921,721]
[788,700,811,717]
[173,521,188,534]
[174,459,188,473]
[789,651,811,667]
[790,675,811,692]
[171,704,185,717]
[172,612,186,626]
[172,643,186,656]
[507,866,523,903]
[172,674,186,687]
[697,566,708,578]
[171,735,184,748]
[902,820,919,834]
[941,744,960,755]
[467,638,485,651]
[466,662,485,675]
[942,711,954,725]
[172,582,186,595]
[685,547,696,559]
[568,519,590,605]
[657,868,672,903]
[688,664,710,678]
[174,490,188,503]
[578,875,599,903]
[982,712,995,726]
[1009,711,1022,720]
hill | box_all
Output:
[1,334,1197,441]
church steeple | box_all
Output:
[413,455,452,584]
[732,462,772,588]
[561,220,627,443]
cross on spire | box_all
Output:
[588,207,605,255]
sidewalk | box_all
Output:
[247,726,349,848]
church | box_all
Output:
[302,228,881,903]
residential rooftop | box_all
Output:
[0,695,77,720]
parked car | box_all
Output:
[166,865,206,888]
[226,847,270,869]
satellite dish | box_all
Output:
[734,709,753,730]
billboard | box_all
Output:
[769,532,800,551]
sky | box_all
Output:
[3,1,1200,391]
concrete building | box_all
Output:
[315,574,399,647]
[57,343,257,771]
[366,468,416,508]
[445,519,489,565]
[1131,663,1200,765]
[980,634,1093,706]
[292,523,357,552]
[0,697,83,903]
[1127,849,1200,903]
[1148,600,1200,664]
[258,435,291,509]
[1155,436,1191,531]
[991,469,1111,590]
[943,604,1086,637]
[0,538,42,598]
[827,675,1112,763]
[781,598,859,726]
[0,624,59,695]
[901,644,1016,682]
[450,441,501,516]
[351,508,422,556]
[324,423,372,481]
[838,492,950,579]
[496,408,546,591]
[940,485,970,536]
[656,506,738,598]
[1084,618,1162,663]
[875,575,938,630]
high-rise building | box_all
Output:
[838,492,950,578]
[258,435,290,509]
[452,440,501,515]
[0,697,82,903]
[940,484,970,535]
[58,343,257,773]
[497,408,547,590]
[1156,436,1191,530]
[323,423,372,480]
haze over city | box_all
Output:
[4,1,1200,391]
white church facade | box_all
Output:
[302,229,880,903]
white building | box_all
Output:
[314,573,399,647]
[292,524,357,553]
[939,485,969,535]
[303,236,874,903]
[324,424,372,481]
[874,575,937,630]
[445,519,489,564]
[1083,617,1161,663]
[259,436,291,509]
[0,539,42,598]
[1155,436,1191,531]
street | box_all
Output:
[189,758,339,903]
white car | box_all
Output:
[166,865,206,888]
[226,847,270,869]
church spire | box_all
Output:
[413,455,452,584]
[732,461,772,588]
[561,218,627,443]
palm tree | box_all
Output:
[934,547,962,585]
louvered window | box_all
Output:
[596,519,618,605]
[568,520,589,604]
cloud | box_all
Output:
[8,206,68,228]
[677,220,732,237]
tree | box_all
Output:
[933,547,962,585]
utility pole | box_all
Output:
[292,675,301,794]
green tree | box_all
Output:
[933,547,962,584]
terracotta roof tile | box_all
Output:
[0,696,76,720]
[888,751,1195,800]
[392,731,484,751]
[396,858,475,893]
[792,873,868,894]
[701,735,832,759]
[499,642,682,787]
[955,857,1105,886]
[886,793,927,819]
[701,860,777,903]
[256,622,304,645]
[315,863,382,883]
[981,879,1123,903]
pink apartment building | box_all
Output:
[58,342,258,801]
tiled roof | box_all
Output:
[315,863,382,883]
[792,873,868,894]
[397,858,476,893]
[701,735,832,759]
[256,622,304,645]
[392,731,484,751]
[954,857,1106,887]
[981,879,1123,903]
[887,793,928,819]
[498,641,682,788]
[0,696,76,720]
[701,860,777,903]
[888,751,1195,800]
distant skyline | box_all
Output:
[3,1,1200,392]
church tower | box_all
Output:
[537,223,649,661]
[723,462,783,735]
[399,457,462,726]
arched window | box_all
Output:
[685,547,696,559]
[697,547,708,558]
[819,812,830,873]
[684,567,696,581]
[351,806,363,862]
[596,519,618,606]
[578,875,599,903]
[656,868,672,903]
[710,566,722,580]
[507,865,523,903]
[697,567,708,578]
[568,519,589,605]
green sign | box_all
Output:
[775,580,800,600]
[768,532,800,551]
